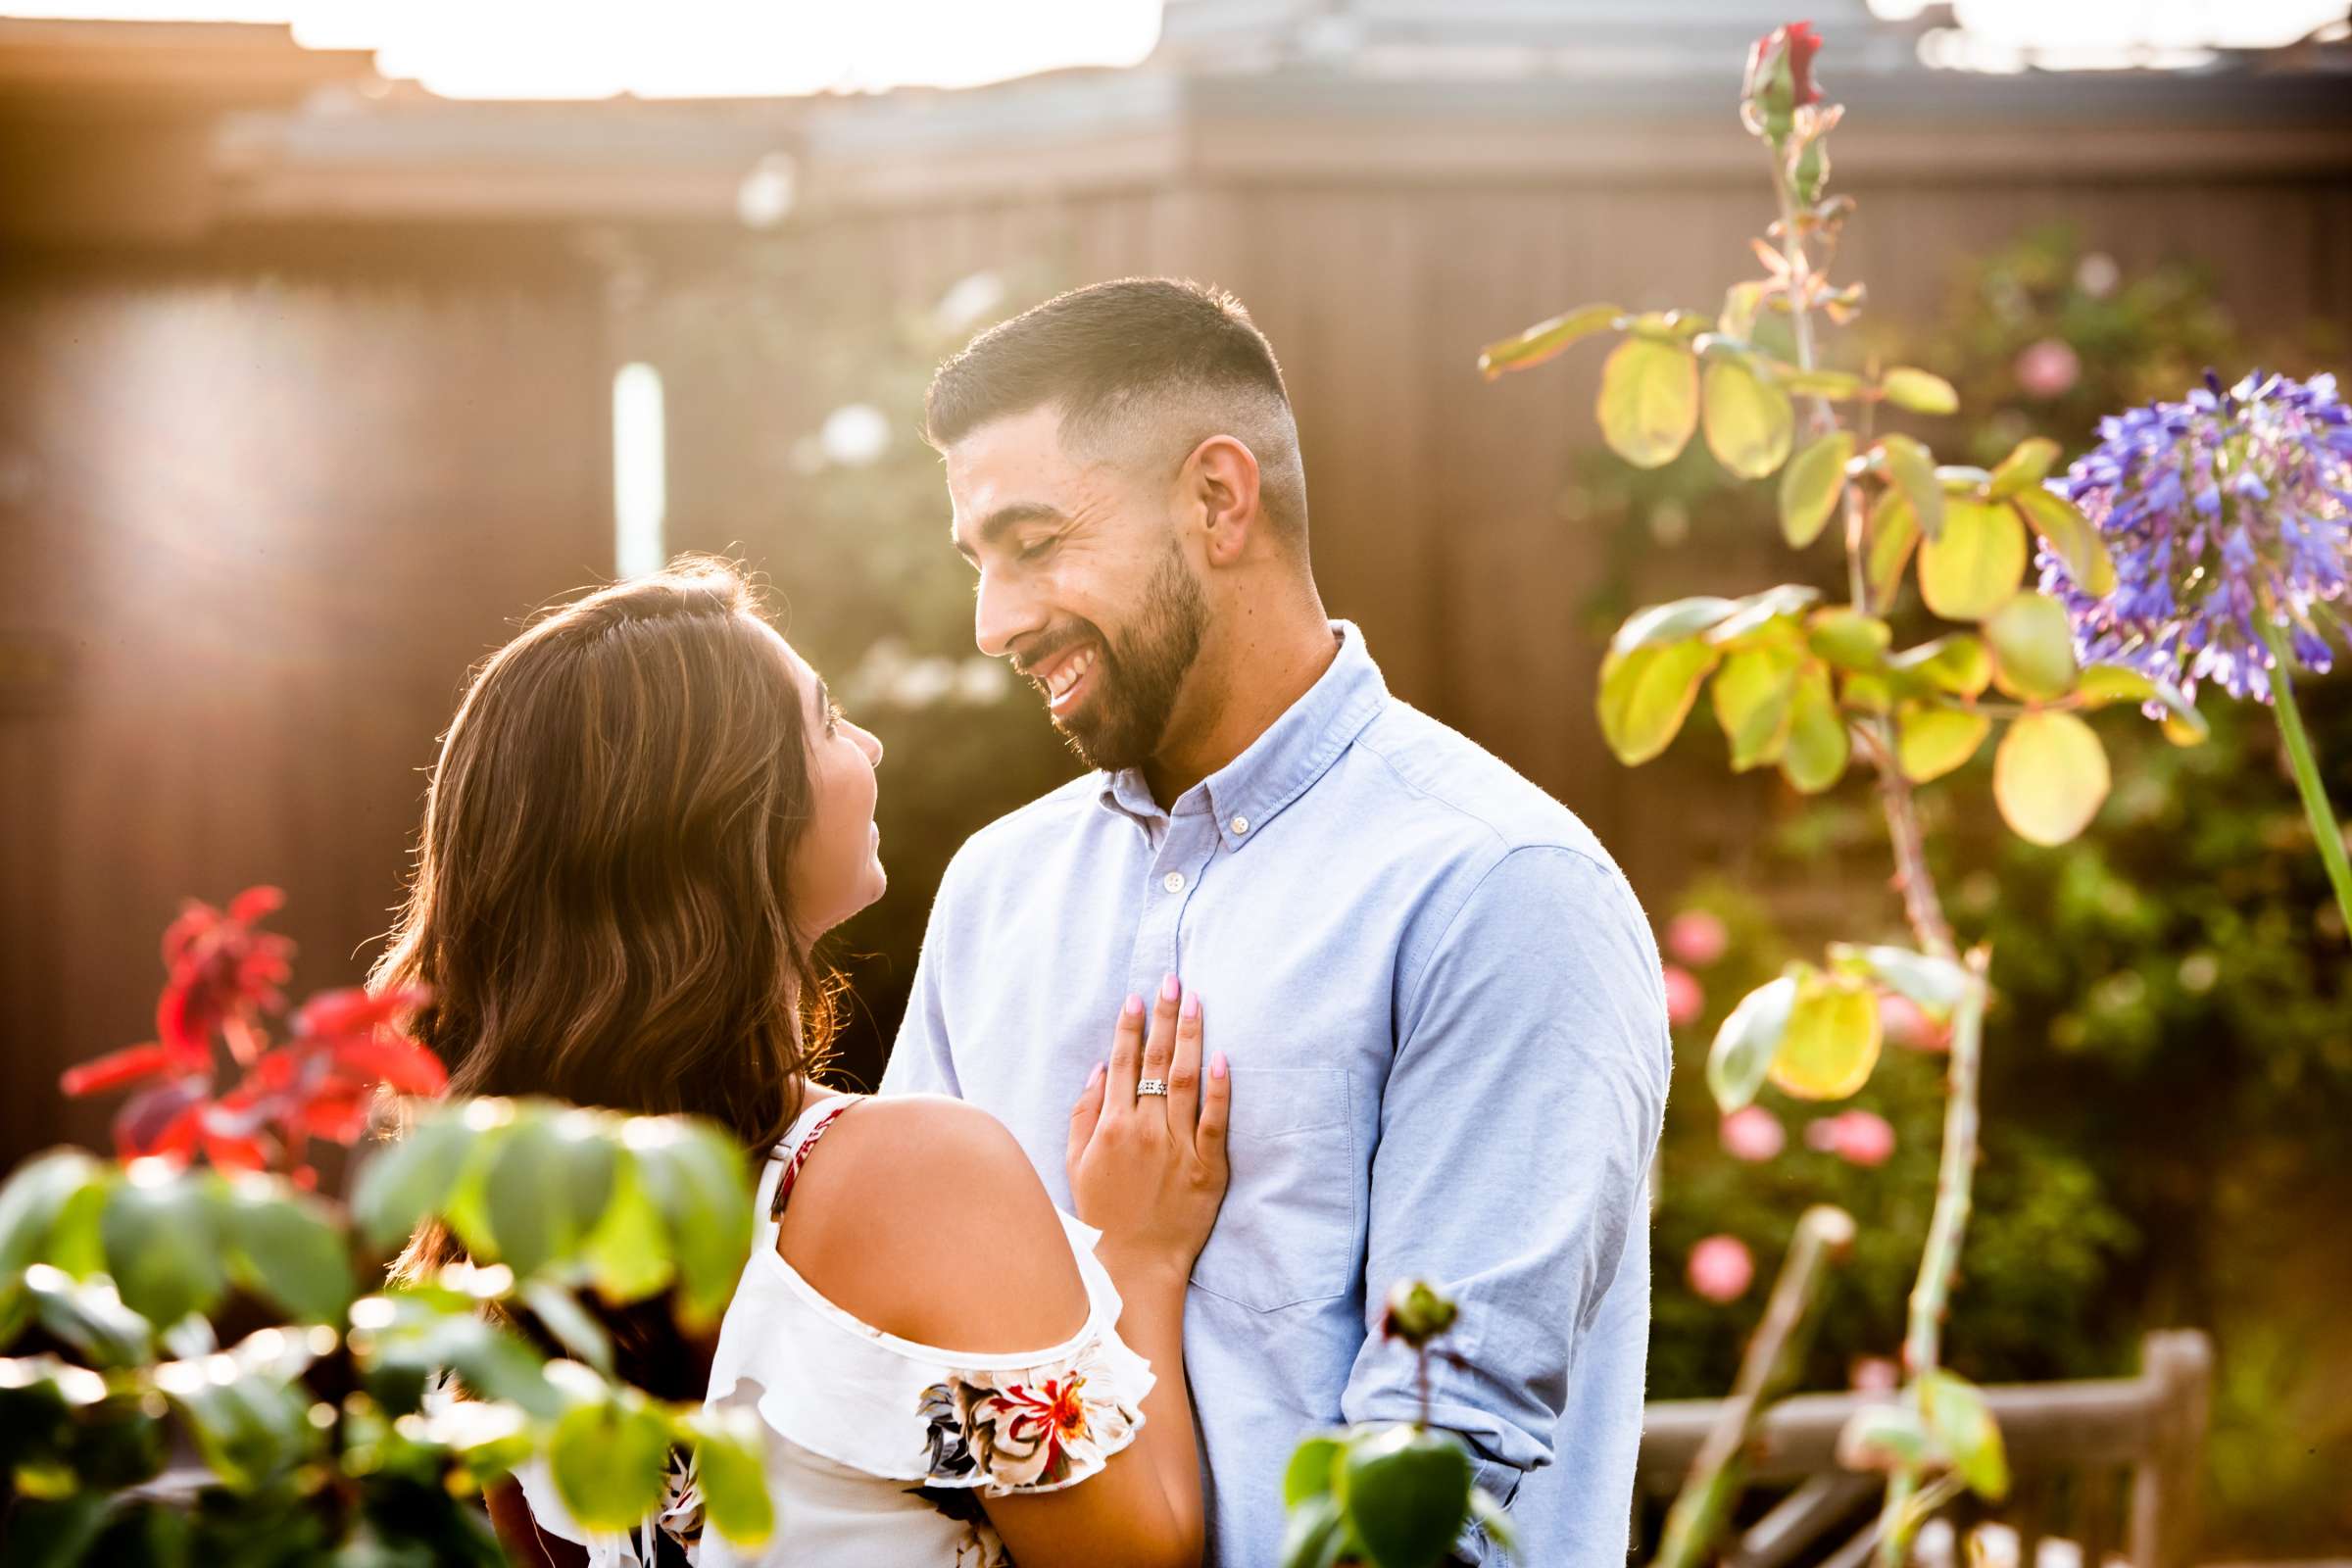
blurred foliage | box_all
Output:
[1631,226,2351,1551]
[636,256,1085,1084]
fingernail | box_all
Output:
[1123,993,1144,1017]
[1181,991,1201,1020]
[1210,1052,1228,1080]
[1088,1060,1105,1086]
[1160,973,1181,1002]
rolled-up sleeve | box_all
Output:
[1340,845,1671,1549]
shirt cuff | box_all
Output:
[1451,1454,1523,1564]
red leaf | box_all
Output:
[1788,22,1823,107]
[293,985,426,1041]
[330,1036,448,1097]
[297,1088,372,1143]
[117,1079,209,1162]
[225,885,286,925]
[201,1127,271,1173]
[61,1042,194,1098]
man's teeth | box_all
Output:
[1047,648,1096,701]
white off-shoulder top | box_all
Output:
[514,1095,1155,1567]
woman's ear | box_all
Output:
[1186,434,1264,567]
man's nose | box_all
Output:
[973,568,1046,661]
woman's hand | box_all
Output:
[1065,976,1231,1277]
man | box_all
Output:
[881,277,1670,1565]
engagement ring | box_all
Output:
[1136,1079,1169,1097]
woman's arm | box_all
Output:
[784,998,1226,1568]
[486,1478,587,1568]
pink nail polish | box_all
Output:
[1124,993,1145,1016]
[1210,1052,1228,1080]
[1181,991,1201,1020]
[1160,973,1181,1002]
[1089,1060,1105,1085]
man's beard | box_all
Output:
[1046,545,1207,772]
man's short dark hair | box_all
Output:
[925,277,1309,544]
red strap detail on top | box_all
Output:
[769,1099,858,1220]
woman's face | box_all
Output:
[775,629,886,939]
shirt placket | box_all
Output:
[1128,808,1220,998]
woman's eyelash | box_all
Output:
[825,703,843,736]
[1017,537,1055,562]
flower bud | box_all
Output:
[1379,1278,1460,1348]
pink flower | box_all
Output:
[1807,1109,1897,1167]
[1688,1235,1755,1303]
[1666,909,1730,967]
[1663,965,1705,1029]
[1850,1355,1900,1395]
[1878,993,1949,1053]
[1719,1105,1786,1162]
[2015,338,2081,401]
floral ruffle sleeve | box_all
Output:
[916,1333,1148,1495]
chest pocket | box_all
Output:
[1188,1066,1356,1312]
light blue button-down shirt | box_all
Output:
[882,623,1670,1566]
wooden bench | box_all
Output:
[1634,1332,2214,1568]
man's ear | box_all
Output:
[1186,435,1263,567]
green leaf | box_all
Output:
[1469,1485,1520,1558]
[1895,704,1991,784]
[1339,1425,1473,1568]
[1279,1494,1351,1568]
[1881,366,1959,416]
[222,1177,353,1324]
[1700,357,1795,479]
[1918,498,2028,622]
[0,1151,103,1277]
[1780,662,1849,795]
[1596,336,1700,469]
[2,1494,115,1568]
[681,1406,775,1547]
[1994,710,2110,846]
[1719,281,1766,342]
[351,1110,478,1252]
[1609,596,1739,656]
[629,1121,754,1331]
[1935,465,1995,493]
[483,1109,618,1282]
[1771,366,1869,400]
[1836,1402,1934,1473]
[550,1395,674,1534]
[101,1168,225,1331]
[1704,584,1822,647]
[1827,944,1974,1014]
[2013,487,2117,599]
[521,1282,613,1377]
[1768,973,1884,1101]
[1841,670,1895,715]
[167,1365,318,1492]
[2077,664,2208,746]
[1875,434,1946,543]
[580,1154,676,1306]
[1984,590,2080,700]
[1920,1370,2010,1500]
[1889,635,1991,699]
[1286,1432,1348,1506]
[1627,310,1709,341]
[1866,489,1921,611]
[1475,303,1622,380]
[1806,608,1890,671]
[24,1268,153,1367]
[1711,643,1804,772]
[1779,430,1855,547]
[1707,975,1796,1113]
[1597,640,1719,767]
[1987,436,2061,499]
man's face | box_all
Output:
[948,406,1208,771]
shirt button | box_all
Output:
[1162,871,1187,894]
[1231,815,1250,835]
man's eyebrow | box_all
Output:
[953,501,1065,564]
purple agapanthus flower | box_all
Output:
[2042,369,2352,704]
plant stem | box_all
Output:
[2258,616,2352,937]
[1653,1207,1857,1568]
[1874,947,1990,1567]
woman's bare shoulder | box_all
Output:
[777,1095,1089,1354]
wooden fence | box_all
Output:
[1636,1332,2215,1568]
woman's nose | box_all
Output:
[854,722,884,768]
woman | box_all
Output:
[377,559,1230,1568]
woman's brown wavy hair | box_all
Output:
[379,558,833,1311]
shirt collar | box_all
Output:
[1098,620,1388,852]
